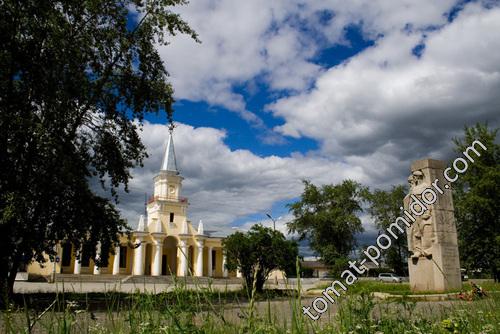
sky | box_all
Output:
[117,0,500,257]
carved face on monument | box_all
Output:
[406,169,434,259]
[408,170,424,188]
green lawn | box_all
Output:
[314,279,500,296]
[2,281,499,333]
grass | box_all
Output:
[313,280,500,296]
[1,279,499,333]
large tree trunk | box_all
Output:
[0,256,19,307]
[7,261,18,300]
[0,275,8,308]
[6,254,20,301]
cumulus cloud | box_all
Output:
[158,0,461,132]
[268,2,500,186]
[118,122,368,236]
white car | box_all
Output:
[378,273,402,283]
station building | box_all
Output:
[26,128,229,279]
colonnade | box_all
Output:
[72,237,228,277]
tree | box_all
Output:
[452,123,500,281]
[287,180,364,274]
[223,225,298,293]
[363,185,408,276]
[0,0,197,299]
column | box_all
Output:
[151,242,163,276]
[93,242,101,275]
[112,245,120,275]
[207,246,213,277]
[178,239,188,277]
[133,240,144,275]
[222,252,228,278]
[195,240,204,277]
[237,269,242,278]
[73,249,81,275]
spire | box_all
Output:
[197,220,204,235]
[160,123,179,174]
[137,215,145,232]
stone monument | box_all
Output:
[404,159,461,292]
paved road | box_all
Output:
[13,277,321,294]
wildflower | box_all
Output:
[479,324,494,334]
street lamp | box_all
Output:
[266,213,276,231]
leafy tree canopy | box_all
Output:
[453,123,500,281]
[287,180,364,270]
[223,225,298,293]
[0,0,197,298]
[362,185,408,276]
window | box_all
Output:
[212,250,216,271]
[119,246,127,268]
[169,212,174,223]
[61,242,72,267]
[81,249,90,267]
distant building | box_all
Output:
[27,127,230,278]
[299,258,393,278]
[301,258,331,278]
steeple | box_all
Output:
[160,123,179,174]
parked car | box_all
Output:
[461,268,469,281]
[378,273,402,283]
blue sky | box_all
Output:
[120,0,500,257]
[145,24,375,157]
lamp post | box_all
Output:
[266,213,276,231]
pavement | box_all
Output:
[13,275,322,294]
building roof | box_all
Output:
[301,260,330,269]
[160,127,179,174]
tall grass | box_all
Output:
[2,277,499,333]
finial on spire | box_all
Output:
[168,122,176,133]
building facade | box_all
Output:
[27,127,229,278]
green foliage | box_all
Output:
[452,123,500,281]
[222,225,298,293]
[0,0,197,298]
[287,180,365,265]
[362,185,409,276]
[328,256,350,277]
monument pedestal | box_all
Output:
[405,159,462,292]
[408,254,460,292]
[409,257,436,291]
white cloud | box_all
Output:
[159,0,460,126]
[118,122,368,236]
[268,3,500,185]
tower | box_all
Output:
[153,124,183,201]
[147,124,189,235]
